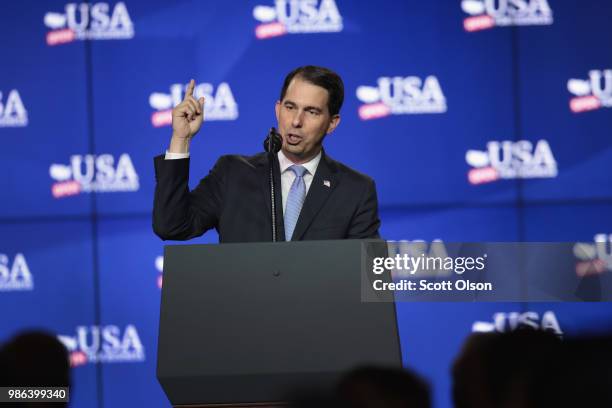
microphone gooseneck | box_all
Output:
[264,127,282,242]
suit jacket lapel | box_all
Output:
[291,151,339,241]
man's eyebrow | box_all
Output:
[284,100,323,110]
[283,99,325,113]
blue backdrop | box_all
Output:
[1,1,612,407]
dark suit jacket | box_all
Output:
[153,150,380,243]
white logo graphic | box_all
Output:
[461,0,553,32]
[155,255,163,289]
[473,311,562,336]
[44,2,134,46]
[58,324,145,367]
[356,76,447,120]
[0,90,28,128]
[466,139,557,185]
[0,253,33,292]
[49,153,139,198]
[253,0,343,39]
[574,234,612,277]
[386,240,453,278]
[567,70,612,113]
[149,82,238,127]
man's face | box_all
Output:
[275,77,340,164]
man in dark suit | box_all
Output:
[153,66,380,243]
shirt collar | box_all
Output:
[277,149,322,176]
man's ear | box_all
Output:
[326,114,341,134]
[275,101,280,122]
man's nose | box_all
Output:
[291,110,303,128]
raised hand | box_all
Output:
[170,79,206,150]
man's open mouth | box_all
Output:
[286,133,303,145]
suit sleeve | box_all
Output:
[152,155,227,241]
[346,178,381,239]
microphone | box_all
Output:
[263,127,282,153]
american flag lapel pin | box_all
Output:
[323,180,331,188]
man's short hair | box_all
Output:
[280,65,344,116]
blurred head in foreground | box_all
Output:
[0,330,70,407]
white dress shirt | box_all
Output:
[165,151,190,160]
[164,149,322,214]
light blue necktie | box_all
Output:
[284,165,307,241]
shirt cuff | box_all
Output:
[165,151,190,160]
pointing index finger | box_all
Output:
[184,79,195,100]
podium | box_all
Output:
[157,240,401,407]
